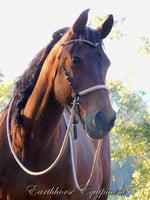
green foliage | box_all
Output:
[89,15,150,55]
[127,159,150,200]
[109,17,127,40]
[137,37,150,55]
[108,79,150,200]
[88,15,104,27]
[0,69,4,82]
[89,16,127,40]
[0,70,14,113]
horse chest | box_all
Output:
[0,150,75,199]
[0,168,72,200]
[0,146,103,200]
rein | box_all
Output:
[6,33,109,192]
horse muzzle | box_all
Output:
[85,110,116,140]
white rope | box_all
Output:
[7,97,75,176]
[64,114,103,192]
[79,85,109,96]
[7,84,108,177]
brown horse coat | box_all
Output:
[0,10,115,200]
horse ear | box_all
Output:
[72,9,90,33]
[98,15,114,39]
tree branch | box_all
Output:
[112,164,132,175]
[111,144,130,158]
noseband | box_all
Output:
[6,33,109,192]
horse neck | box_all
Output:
[14,44,65,162]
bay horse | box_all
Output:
[0,9,116,200]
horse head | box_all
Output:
[54,9,116,139]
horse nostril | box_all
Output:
[94,111,106,129]
[86,110,116,139]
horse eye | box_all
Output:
[71,56,82,66]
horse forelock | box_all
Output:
[14,27,69,126]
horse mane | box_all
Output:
[14,27,69,125]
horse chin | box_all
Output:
[85,122,108,140]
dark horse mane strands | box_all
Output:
[14,27,69,125]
